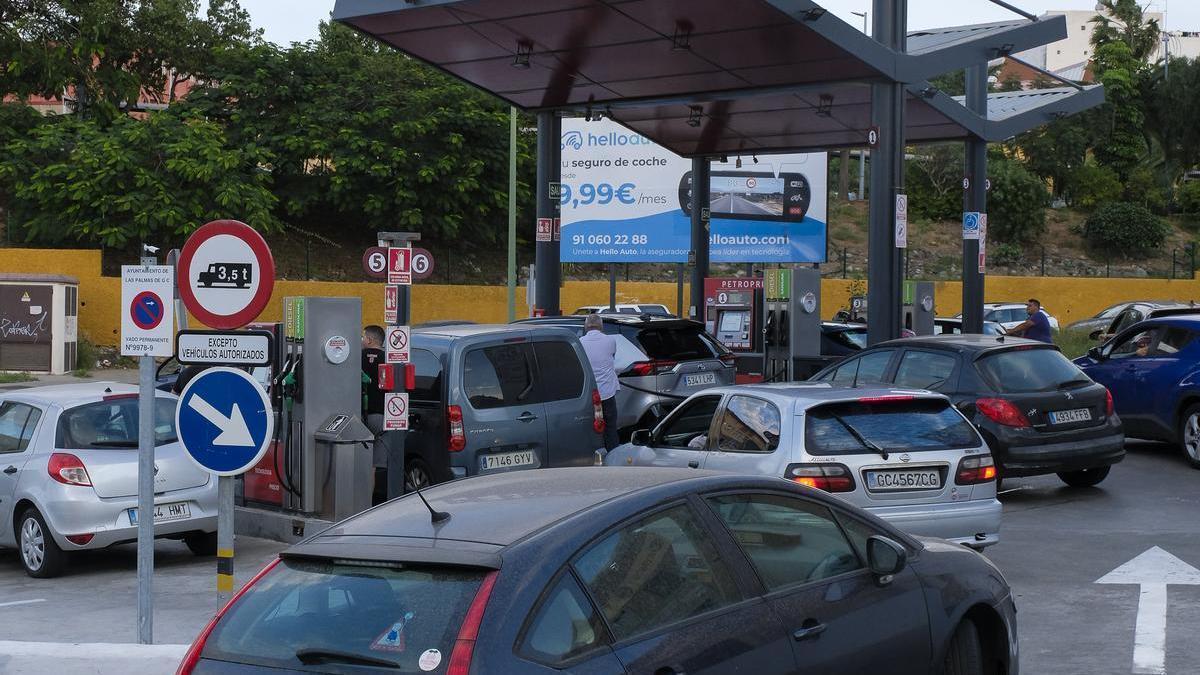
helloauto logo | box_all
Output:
[562,130,584,151]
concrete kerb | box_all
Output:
[0,641,188,674]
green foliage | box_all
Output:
[75,333,99,373]
[987,159,1049,242]
[0,372,36,384]
[991,242,1023,266]
[0,111,279,246]
[1124,166,1168,213]
[1083,202,1170,257]
[1178,182,1200,215]
[1065,162,1122,209]
[1091,0,1162,62]
[905,144,961,222]
[1012,115,1095,197]
[1148,57,1200,178]
[1092,41,1147,181]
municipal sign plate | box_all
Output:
[176,330,273,366]
[384,393,409,431]
[176,367,273,476]
[177,220,275,329]
[121,265,174,357]
[386,325,410,364]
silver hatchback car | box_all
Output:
[606,383,1001,548]
[0,383,217,577]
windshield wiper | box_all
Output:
[827,412,889,460]
[295,648,400,668]
[1057,378,1092,390]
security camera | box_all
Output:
[142,244,160,254]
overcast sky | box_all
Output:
[235,0,1197,47]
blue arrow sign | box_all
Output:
[175,367,273,476]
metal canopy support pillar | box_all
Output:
[866,0,907,346]
[962,64,987,333]
[689,157,711,320]
[535,111,562,315]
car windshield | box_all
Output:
[56,397,178,448]
[805,398,979,455]
[976,348,1089,393]
[202,559,487,673]
[620,324,727,361]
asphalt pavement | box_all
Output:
[987,440,1200,675]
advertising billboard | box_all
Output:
[559,118,827,263]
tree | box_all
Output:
[0,0,259,119]
[0,110,278,246]
[905,144,962,222]
[1011,114,1095,198]
[1091,40,1146,181]
[1146,56,1200,179]
[987,158,1049,242]
[1083,202,1169,257]
[1091,0,1162,63]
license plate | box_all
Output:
[480,450,537,471]
[128,501,191,525]
[684,373,717,387]
[1050,408,1092,424]
[865,469,942,492]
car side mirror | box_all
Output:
[867,536,907,583]
[631,429,651,446]
[1088,329,1102,341]
[1087,346,1105,361]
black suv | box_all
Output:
[811,334,1125,487]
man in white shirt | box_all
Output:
[579,314,620,451]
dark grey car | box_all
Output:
[180,468,1018,675]
[401,325,605,487]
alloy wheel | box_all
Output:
[405,466,431,491]
[1185,413,1200,461]
[20,516,44,572]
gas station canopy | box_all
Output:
[332,0,1067,110]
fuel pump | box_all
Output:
[903,281,936,336]
[762,267,823,382]
[703,277,764,383]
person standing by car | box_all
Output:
[1009,298,1053,343]
[362,325,387,500]
[580,314,619,452]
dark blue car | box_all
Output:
[1075,315,1200,469]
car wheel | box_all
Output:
[18,508,67,578]
[185,531,218,556]
[1057,466,1111,487]
[1178,404,1200,469]
[942,619,984,675]
[405,457,432,492]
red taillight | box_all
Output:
[956,454,997,485]
[448,405,466,452]
[65,533,94,545]
[624,360,677,377]
[786,464,855,493]
[1105,388,1114,417]
[177,557,281,675]
[856,395,916,404]
[447,570,499,675]
[976,398,1030,428]
[48,453,92,486]
[592,390,605,434]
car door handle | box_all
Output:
[516,412,539,423]
[793,620,827,641]
[687,460,700,469]
[2,466,15,475]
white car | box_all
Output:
[958,303,1059,331]
[0,383,217,577]
[574,303,673,316]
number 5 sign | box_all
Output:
[388,247,412,285]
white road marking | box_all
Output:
[1096,546,1200,674]
[0,599,45,608]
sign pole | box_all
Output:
[217,476,234,600]
[136,354,155,644]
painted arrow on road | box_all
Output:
[186,395,254,446]
[1095,546,1200,674]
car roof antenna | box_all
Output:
[415,487,451,524]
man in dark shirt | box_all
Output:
[361,325,388,502]
[1010,299,1053,343]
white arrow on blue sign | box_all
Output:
[175,367,273,476]
[962,212,981,240]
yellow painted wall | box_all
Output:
[3,247,1199,346]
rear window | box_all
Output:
[463,344,535,410]
[620,324,726,361]
[533,341,585,401]
[410,349,444,402]
[637,305,671,316]
[976,348,1087,393]
[805,398,979,455]
[202,559,486,673]
[56,398,177,449]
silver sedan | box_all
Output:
[0,383,217,577]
